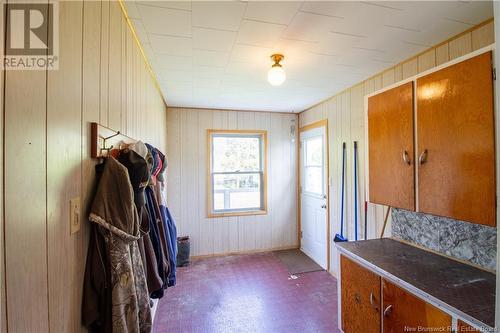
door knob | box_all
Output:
[402,150,411,165]
[419,149,428,165]
[321,204,327,209]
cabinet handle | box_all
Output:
[419,149,428,165]
[321,204,327,209]
[369,292,379,311]
[383,304,393,317]
[402,150,411,165]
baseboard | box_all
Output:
[190,245,299,260]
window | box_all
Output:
[303,136,324,195]
[207,130,267,217]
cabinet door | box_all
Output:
[416,52,495,226]
[368,82,415,211]
[382,279,451,333]
[341,255,381,333]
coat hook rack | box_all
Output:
[100,131,121,155]
[91,123,136,158]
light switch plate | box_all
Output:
[70,197,81,234]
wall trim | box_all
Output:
[117,0,167,106]
[168,106,298,115]
[190,246,299,260]
[364,44,494,99]
[301,17,495,114]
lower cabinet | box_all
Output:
[340,255,452,333]
[382,279,452,333]
[457,320,478,332]
[341,255,381,333]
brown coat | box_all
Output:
[86,157,152,333]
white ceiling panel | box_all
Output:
[237,20,287,48]
[230,44,271,64]
[192,1,246,31]
[139,1,191,11]
[149,34,192,56]
[128,0,493,112]
[283,11,345,43]
[193,78,221,89]
[158,69,192,83]
[161,80,192,91]
[138,4,191,37]
[192,65,225,79]
[155,54,192,70]
[244,2,302,25]
[192,49,230,67]
[193,27,237,52]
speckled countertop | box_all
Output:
[336,238,495,329]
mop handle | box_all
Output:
[354,141,358,241]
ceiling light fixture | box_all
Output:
[268,54,286,86]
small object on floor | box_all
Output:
[274,249,324,275]
[288,275,299,280]
[335,142,348,242]
[176,236,190,267]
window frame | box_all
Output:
[207,129,268,218]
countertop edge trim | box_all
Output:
[336,245,494,331]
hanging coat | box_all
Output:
[117,148,163,295]
[87,157,152,333]
[155,149,178,286]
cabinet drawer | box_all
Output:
[341,255,381,333]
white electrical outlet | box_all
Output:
[70,197,81,234]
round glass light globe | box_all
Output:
[267,65,286,86]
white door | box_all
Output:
[300,125,328,269]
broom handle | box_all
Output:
[380,206,391,238]
[340,142,345,237]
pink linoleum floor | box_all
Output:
[153,251,340,333]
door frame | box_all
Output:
[298,119,330,271]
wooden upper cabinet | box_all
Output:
[341,255,381,333]
[382,279,451,333]
[368,82,415,211]
[416,52,496,226]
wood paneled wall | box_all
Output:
[2,1,167,331]
[299,19,494,275]
[166,108,298,256]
